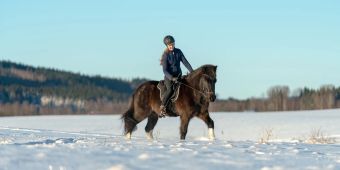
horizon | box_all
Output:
[1,1,340,99]
[2,59,338,101]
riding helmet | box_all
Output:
[163,35,175,45]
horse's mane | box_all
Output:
[186,64,217,80]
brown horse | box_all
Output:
[122,64,217,140]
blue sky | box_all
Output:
[1,0,339,99]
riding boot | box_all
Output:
[160,91,171,117]
[159,77,173,118]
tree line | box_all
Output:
[1,60,340,116]
[210,85,340,112]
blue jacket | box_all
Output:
[161,48,193,80]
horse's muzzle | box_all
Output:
[210,94,216,102]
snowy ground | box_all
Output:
[1,109,340,170]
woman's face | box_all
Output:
[167,43,175,51]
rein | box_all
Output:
[176,73,214,98]
[178,82,209,97]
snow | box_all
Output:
[1,109,340,170]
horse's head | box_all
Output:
[187,65,217,102]
[200,65,217,102]
[200,73,217,102]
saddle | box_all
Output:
[157,80,181,106]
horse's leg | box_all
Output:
[123,109,149,139]
[145,112,159,140]
[180,116,191,140]
[123,114,138,139]
[197,112,215,140]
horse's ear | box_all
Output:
[202,66,207,73]
[214,65,217,71]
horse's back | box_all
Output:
[135,80,159,93]
[133,80,161,111]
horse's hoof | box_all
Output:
[208,128,215,140]
[125,132,132,140]
[146,130,154,140]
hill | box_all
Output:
[0,60,148,116]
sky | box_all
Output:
[1,0,339,99]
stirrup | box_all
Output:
[159,105,167,118]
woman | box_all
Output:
[160,35,194,117]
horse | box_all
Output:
[121,64,217,140]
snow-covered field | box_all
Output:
[1,109,340,170]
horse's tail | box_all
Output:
[121,94,134,120]
[121,93,137,134]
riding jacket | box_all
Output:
[161,48,193,80]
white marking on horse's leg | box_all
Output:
[208,128,215,140]
[125,132,131,140]
[146,130,154,140]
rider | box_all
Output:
[160,35,194,117]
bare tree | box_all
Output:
[319,85,335,109]
[267,86,290,111]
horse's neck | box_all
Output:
[183,76,209,105]
[185,75,200,89]
[186,70,202,85]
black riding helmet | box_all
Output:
[163,35,175,45]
